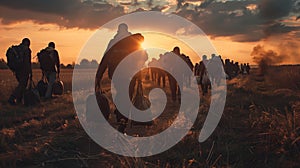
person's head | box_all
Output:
[133,33,144,42]
[173,46,180,55]
[21,38,30,47]
[118,23,129,33]
[202,55,207,60]
[48,42,55,48]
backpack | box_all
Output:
[6,45,23,72]
[37,49,55,71]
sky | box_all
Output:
[0,0,299,65]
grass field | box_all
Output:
[0,67,300,168]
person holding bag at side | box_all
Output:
[37,42,60,99]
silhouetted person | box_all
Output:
[38,42,60,99]
[234,62,240,77]
[246,63,250,74]
[8,38,32,105]
[167,47,182,101]
[182,54,193,87]
[194,63,199,76]
[199,55,210,95]
[95,24,147,124]
[105,23,132,53]
[157,54,167,88]
[240,63,245,74]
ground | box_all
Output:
[0,67,300,168]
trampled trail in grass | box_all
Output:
[0,67,300,167]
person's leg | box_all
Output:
[45,72,56,99]
[162,74,166,88]
[9,72,28,104]
[168,75,177,101]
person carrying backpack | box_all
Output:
[7,38,32,105]
[37,42,60,99]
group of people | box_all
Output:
[224,59,250,79]
[149,51,251,96]
[7,38,60,105]
[148,47,194,101]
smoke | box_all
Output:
[251,45,286,65]
[251,45,286,74]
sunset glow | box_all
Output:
[0,0,299,65]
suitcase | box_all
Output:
[52,79,64,95]
[37,75,48,97]
[131,80,153,126]
[24,80,40,106]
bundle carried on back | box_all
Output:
[6,45,23,72]
[37,49,56,72]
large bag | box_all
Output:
[52,78,64,95]
[6,45,23,72]
[37,49,55,71]
[24,80,40,106]
[131,80,153,126]
[37,74,48,97]
[86,91,110,123]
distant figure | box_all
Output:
[246,63,251,74]
[157,54,167,88]
[194,63,199,76]
[8,38,32,105]
[37,42,61,99]
[234,62,240,77]
[148,58,159,83]
[182,54,193,87]
[168,47,182,101]
[199,55,210,95]
[240,63,245,74]
[207,54,223,86]
[95,24,147,126]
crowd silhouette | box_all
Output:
[6,23,251,133]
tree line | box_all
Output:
[0,58,99,69]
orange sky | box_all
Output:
[0,21,299,65]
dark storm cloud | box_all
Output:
[264,23,300,36]
[175,0,300,42]
[0,0,125,29]
[0,0,299,42]
[259,0,294,20]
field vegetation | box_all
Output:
[0,66,299,167]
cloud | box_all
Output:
[175,0,300,42]
[258,0,294,20]
[264,22,300,37]
[0,0,299,43]
[0,0,125,29]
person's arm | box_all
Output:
[95,52,108,91]
[29,49,32,79]
[55,50,60,77]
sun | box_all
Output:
[141,41,149,49]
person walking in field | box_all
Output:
[95,23,147,131]
[7,38,32,105]
[37,42,60,99]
